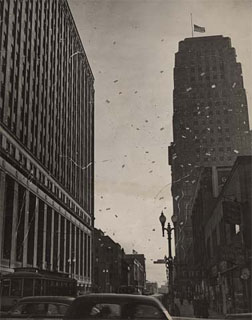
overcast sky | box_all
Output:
[68,0,252,285]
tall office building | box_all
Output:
[169,36,251,287]
[0,0,94,290]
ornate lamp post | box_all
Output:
[159,211,177,299]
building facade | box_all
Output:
[0,0,94,290]
[93,229,123,293]
[203,156,252,315]
[124,253,146,294]
[169,36,251,290]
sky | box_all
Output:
[68,0,252,285]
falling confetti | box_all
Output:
[145,120,148,123]
[134,91,138,94]
[106,99,110,103]
[234,150,239,154]
[69,51,82,59]
[113,80,118,83]
[159,197,164,200]
[160,127,165,131]
[149,170,153,173]
[119,92,122,95]
[113,41,116,45]
[182,135,186,139]
[122,164,125,168]
[211,84,216,88]
[232,82,236,88]
[200,72,205,76]
[106,208,111,211]
[115,215,118,218]
[186,87,192,92]
[160,70,164,73]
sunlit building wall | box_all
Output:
[0,0,94,290]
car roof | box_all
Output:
[74,293,163,304]
[18,296,75,303]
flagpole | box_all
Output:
[190,13,193,37]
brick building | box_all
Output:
[0,0,94,290]
[93,229,123,293]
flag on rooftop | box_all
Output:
[194,24,205,33]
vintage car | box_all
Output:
[64,293,173,319]
[1,296,75,319]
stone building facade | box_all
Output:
[0,0,94,290]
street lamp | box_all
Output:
[159,211,176,302]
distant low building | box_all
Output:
[123,253,146,294]
[158,284,168,294]
[145,281,158,295]
[93,229,123,293]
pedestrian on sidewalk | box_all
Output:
[200,296,209,318]
[193,295,200,317]
[179,293,184,305]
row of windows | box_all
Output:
[2,173,91,278]
[0,0,94,213]
[195,155,233,163]
[196,147,233,153]
[1,134,91,226]
[177,98,247,109]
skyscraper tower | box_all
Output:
[0,0,94,291]
[169,36,251,279]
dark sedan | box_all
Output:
[64,293,173,319]
[1,296,75,319]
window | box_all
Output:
[72,302,166,319]
[23,279,33,297]
[10,279,22,297]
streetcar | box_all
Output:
[0,268,77,311]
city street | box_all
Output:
[0,0,251,318]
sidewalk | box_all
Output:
[174,298,225,319]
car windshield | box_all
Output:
[67,301,167,319]
[10,302,69,316]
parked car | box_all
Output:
[1,296,75,319]
[64,293,173,319]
